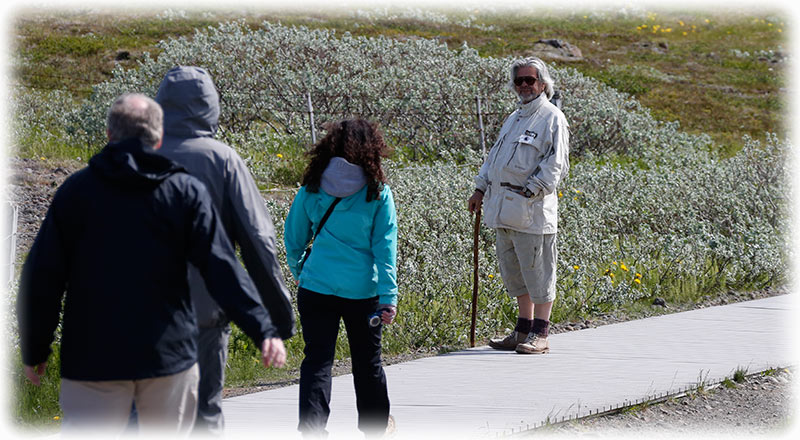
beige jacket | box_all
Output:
[474,94,570,234]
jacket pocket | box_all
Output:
[503,135,545,176]
[497,189,535,230]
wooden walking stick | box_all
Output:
[470,208,481,347]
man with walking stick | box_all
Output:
[467,57,569,354]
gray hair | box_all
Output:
[106,93,163,147]
[507,57,555,100]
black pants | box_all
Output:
[297,287,389,437]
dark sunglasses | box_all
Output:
[514,76,538,86]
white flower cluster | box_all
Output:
[350,7,495,31]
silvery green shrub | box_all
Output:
[259,132,790,350]
[11,20,791,350]
[42,20,712,165]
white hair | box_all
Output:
[507,57,555,100]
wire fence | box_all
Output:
[15,74,563,163]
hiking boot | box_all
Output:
[488,330,527,350]
[515,333,550,354]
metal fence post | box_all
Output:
[475,95,486,158]
[2,201,18,289]
[306,92,316,145]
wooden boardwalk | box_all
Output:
[223,294,795,439]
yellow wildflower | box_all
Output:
[40,157,46,160]
[612,261,618,265]
[620,263,629,272]
[704,19,710,24]
[488,274,494,279]
[682,31,688,36]
[54,416,60,420]
[276,153,283,158]
[573,265,580,270]
[635,273,642,278]
[679,20,685,26]
[633,278,641,284]
[609,272,615,278]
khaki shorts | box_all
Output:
[495,229,557,303]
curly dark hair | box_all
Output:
[301,118,392,202]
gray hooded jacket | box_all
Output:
[155,66,295,339]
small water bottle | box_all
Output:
[368,308,392,327]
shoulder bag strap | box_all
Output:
[313,197,342,239]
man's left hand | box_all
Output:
[261,338,287,368]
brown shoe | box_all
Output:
[488,330,527,350]
[515,333,550,354]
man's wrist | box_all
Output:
[523,187,533,198]
[474,188,484,195]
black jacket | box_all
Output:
[17,138,277,381]
[155,66,295,338]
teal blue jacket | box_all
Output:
[284,185,398,305]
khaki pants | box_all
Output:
[59,363,199,437]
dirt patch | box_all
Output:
[6,158,82,262]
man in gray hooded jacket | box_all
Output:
[155,66,296,435]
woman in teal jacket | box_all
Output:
[284,118,397,438]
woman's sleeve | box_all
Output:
[371,186,398,305]
[283,187,313,281]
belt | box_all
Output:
[500,182,534,198]
[500,182,525,191]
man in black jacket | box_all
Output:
[155,66,296,435]
[17,93,285,437]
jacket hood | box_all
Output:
[321,157,367,198]
[156,66,220,138]
[89,138,185,188]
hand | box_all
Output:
[24,363,47,386]
[260,338,287,368]
[467,190,484,213]
[379,305,397,325]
